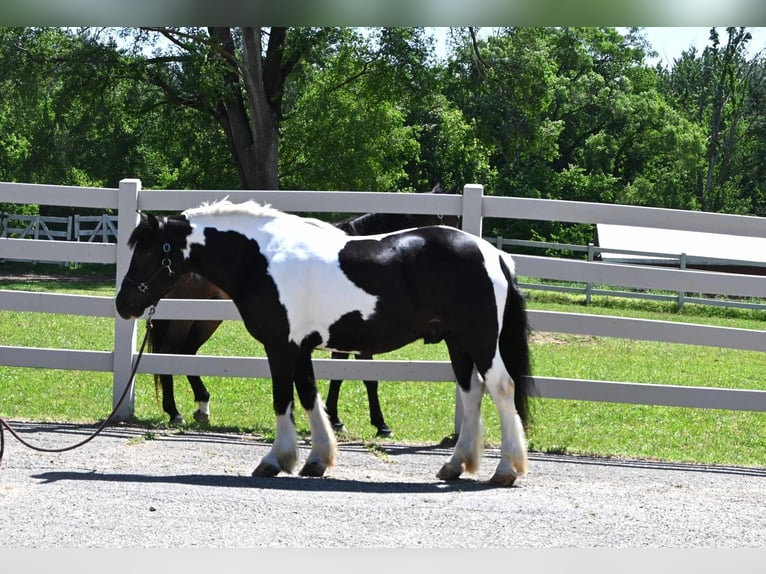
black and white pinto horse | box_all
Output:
[147,184,459,437]
[115,199,534,486]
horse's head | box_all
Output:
[115,212,191,319]
[428,182,461,229]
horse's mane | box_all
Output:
[182,199,283,220]
[182,199,342,235]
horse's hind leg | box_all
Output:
[187,375,211,423]
[483,366,528,486]
[294,349,337,477]
[437,342,484,481]
[364,378,392,438]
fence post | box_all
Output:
[112,178,141,420]
[678,252,687,309]
[453,184,485,435]
[586,243,594,305]
[460,183,484,237]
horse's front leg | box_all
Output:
[294,348,337,477]
[159,374,185,425]
[252,347,299,477]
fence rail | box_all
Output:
[1,179,766,422]
[494,236,766,310]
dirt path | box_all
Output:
[1,421,764,548]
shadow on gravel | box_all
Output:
[30,470,501,494]
[527,452,766,478]
[9,421,766,480]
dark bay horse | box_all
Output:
[149,185,459,437]
[116,199,534,486]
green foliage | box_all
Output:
[279,33,421,192]
[2,26,766,239]
[659,27,761,214]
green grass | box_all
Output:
[1,265,765,468]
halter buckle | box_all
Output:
[161,257,174,277]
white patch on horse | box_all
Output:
[182,200,379,346]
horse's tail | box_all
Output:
[146,318,166,403]
[498,252,535,429]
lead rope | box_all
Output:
[0,306,156,467]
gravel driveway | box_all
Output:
[1,420,764,548]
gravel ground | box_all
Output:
[1,420,765,548]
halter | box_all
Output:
[123,217,175,306]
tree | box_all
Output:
[278,28,421,192]
[278,27,490,193]
[661,27,759,213]
[121,27,307,190]
[444,27,706,244]
[124,27,460,192]
[700,27,754,212]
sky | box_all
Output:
[638,26,766,66]
[429,27,766,67]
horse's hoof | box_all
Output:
[331,420,347,433]
[252,461,282,477]
[376,427,393,438]
[299,461,327,477]
[486,472,518,487]
[169,415,185,426]
[436,462,463,481]
[193,410,209,424]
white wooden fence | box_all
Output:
[1,212,119,243]
[1,179,765,423]
[495,236,766,311]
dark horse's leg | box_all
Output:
[158,373,184,425]
[154,318,219,425]
[149,319,187,425]
[325,351,347,432]
[326,352,392,437]
[358,353,392,438]
[183,320,220,423]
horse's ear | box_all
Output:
[431,183,444,194]
[143,212,160,231]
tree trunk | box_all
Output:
[208,27,283,190]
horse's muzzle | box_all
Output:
[115,286,151,320]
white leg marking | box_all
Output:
[260,403,298,474]
[196,401,210,416]
[439,371,484,480]
[484,360,528,480]
[304,395,338,470]
[453,372,485,474]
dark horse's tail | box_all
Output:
[498,253,535,429]
[146,318,169,400]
